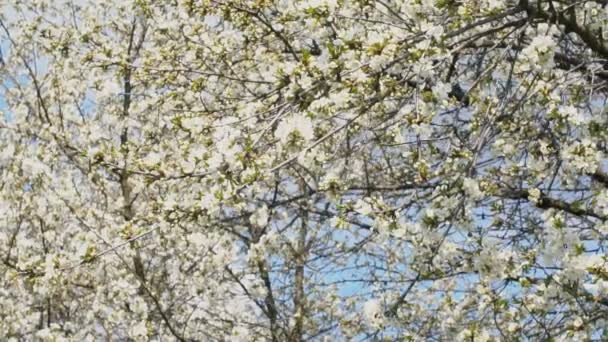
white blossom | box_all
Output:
[275,114,315,143]
[462,177,483,200]
[250,205,269,228]
[363,299,384,327]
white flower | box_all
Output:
[561,139,601,173]
[36,329,51,339]
[43,254,55,278]
[131,297,148,315]
[365,30,385,46]
[432,82,451,102]
[560,105,588,126]
[330,215,348,229]
[569,254,605,271]
[182,116,206,133]
[99,78,121,97]
[520,35,556,71]
[596,190,608,216]
[242,274,267,299]
[142,152,162,167]
[507,322,519,333]
[189,232,207,247]
[493,138,515,156]
[421,22,444,40]
[130,321,148,337]
[275,114,315,143]
[539,140,551,155]
[200,191,220,213]
[0,143,14,167]
[528,188,541,204]
[391,226,407,238]
[363,299,384,327]
[484,0,503,10]
[368,54,389,71]
[250,205,269,228]
[583,280,608,297]
[354,198,373,216]
[475,329,491,342]
[163,195,178,211]
[572,316,584,329]
[298,0,337,10]
[462,177,483,200]
[339,26,363,42]
[21,157,50,177]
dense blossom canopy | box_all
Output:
[1,0,608,340]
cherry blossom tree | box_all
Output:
[1,0,608,340]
